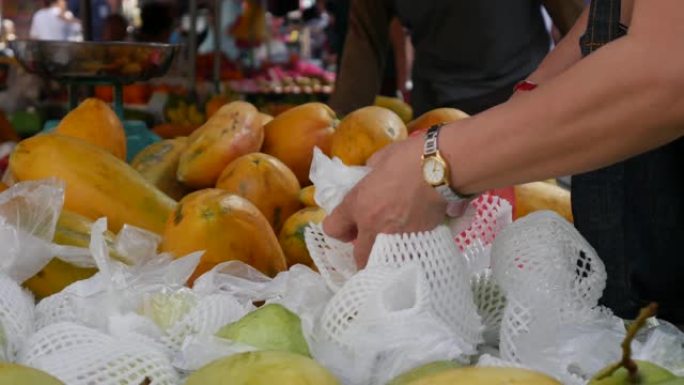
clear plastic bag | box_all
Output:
[35,218,202,332]
[0,179,91,283]
[173,261,334,372]
[633,319,684,376]
[309,147,370,214]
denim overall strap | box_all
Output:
[580,0,626,56]
[573,0,636,318]
[574,0,684,323]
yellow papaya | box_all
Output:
[514,182,573,223]
[374,95,413,123]
[178,101,263,188]
[9,134,177,235]
[406,108,469,134]
[298,185,317,207]
[215,153,302,232]
[279,207,326,268]
[54,98,127,160]
[160,189,287,285]
[262,103,336,186]
[331,106,407,166]
[131,137,192,201]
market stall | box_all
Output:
[0,1,682,385]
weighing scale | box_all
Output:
[9,40,180,161]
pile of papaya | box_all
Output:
[5,94,571,298]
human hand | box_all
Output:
[322,134,448,268]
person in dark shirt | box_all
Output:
[329,0,584,116]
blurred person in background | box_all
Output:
[101,13,129,41]
[30,0,83,41]
[68,0,111,40]
[330,0,585,116]
[135,1,177,43]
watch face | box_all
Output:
[423,157,446,185]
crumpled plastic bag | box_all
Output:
[0,179,91,282]
[34,217,202,332]
[173,261,334,372]
[633,319,684,376]
[309,147,370,214]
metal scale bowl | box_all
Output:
[10,40,180,160]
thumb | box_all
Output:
[322,198,358,243]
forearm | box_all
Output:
[442,35,684,194]
[527,7,588,84]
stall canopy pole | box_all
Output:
[188,0,198,99]
[213,0,222,94]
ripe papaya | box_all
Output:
[262,103,336,186]
[54,98,127,160]
[514,182,573,223]
[23,210,122,299]
[131,137,192,201]
[406,108,469,134]
[9,134,176,235]
[160,189,287,284]
[178,101,263,188]
[279,207,326,268]
[216,153,301,232]
[330,106,407,166]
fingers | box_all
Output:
[322,197,358,243]
[352,230,376,269]
[366,147,388,167]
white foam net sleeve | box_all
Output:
[471,269,507,346]
[309,226,483,385]
[305,225,357,292]
[452,194,512,254]
[18,322,178,385]
[491,211,622,384]
[0,273,34,361]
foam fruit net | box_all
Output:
[2,178,683,385]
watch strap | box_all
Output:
[423,123,443,156]
[423,123,475,201]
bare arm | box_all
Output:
[541,0,585,36]
[323,0,684,265]
[444,0,684,193]
[328,0,392,115]
[526,6,589,84]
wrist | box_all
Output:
[421,124,475,203]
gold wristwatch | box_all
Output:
[421,124,473,202]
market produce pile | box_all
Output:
[0,97,681,385]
